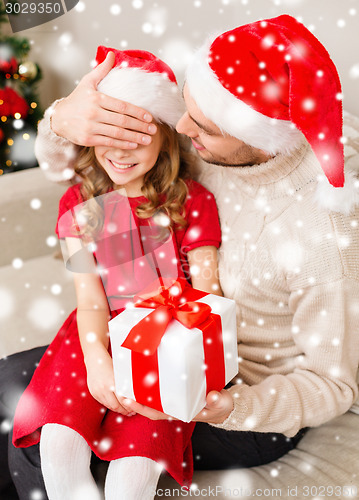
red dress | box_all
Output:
[13,180,221,487]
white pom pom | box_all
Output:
[314,169,359,215]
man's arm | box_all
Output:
[34,102,81,183]
[210,277,359,436]
[35,52,157,183]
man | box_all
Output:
[2,14,359,499]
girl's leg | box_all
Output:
[104,456,162,500]
[40,423,101,500]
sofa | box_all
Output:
[1,111,359,499]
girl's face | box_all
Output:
[94,127,163,197]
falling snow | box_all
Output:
[132,0,143,8]
[109,4,122,16]
[50,284,62,295]
[46,235,57,247]
[58,32,73,48]
[12,258,24,269]
[98,437,113,453]
[74,1,85,12]
[350,64,359,79]
[0,286,15,319]
[30,198,42,210]
[29,490,45,500]
[27,297,62,330]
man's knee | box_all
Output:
[9,430,42,470]
[8,429,47,500]
[0,346,48,419]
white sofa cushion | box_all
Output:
[156,412,359,498]
[0,168,66,267]
[0,254,76,358]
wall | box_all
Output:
[14,0,359,115]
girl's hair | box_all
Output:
[74,123,198,239]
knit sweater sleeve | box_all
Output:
[34,100,81,184]
[211,276,359,437]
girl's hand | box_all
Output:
[51,52,157,149]
[85,350,135,416]
[121,390,233,423]
[187,246,223,296]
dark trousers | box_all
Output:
[0,347,306,500]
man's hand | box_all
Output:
[193,390,234,424]
[121,389,234,424]
[51,51,157,149]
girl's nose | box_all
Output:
[113,152,131,160]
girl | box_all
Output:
[13,47,222,500]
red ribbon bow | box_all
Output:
[121,278,212,355]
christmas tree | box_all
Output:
[0,1,42,174]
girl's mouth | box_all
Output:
[107,159,138,171]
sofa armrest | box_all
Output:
[0,168,67,267]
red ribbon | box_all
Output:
[122,278,212,355]
[120,278,227,416]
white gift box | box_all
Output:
[109,293,238,422]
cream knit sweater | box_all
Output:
[35,108,359,437]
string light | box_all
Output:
[0,12,43,171]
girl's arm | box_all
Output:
[65,237,132,415]
[187,245,222,296]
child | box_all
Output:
[13,47,222,500]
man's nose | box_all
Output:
[176,112,197,138]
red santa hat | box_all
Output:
[186,15,345,188]
[96,46,184,128]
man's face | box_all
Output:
[176,84,272,167]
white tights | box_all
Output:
[40,423,162,500]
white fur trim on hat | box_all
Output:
[185,40,304,155]
[315,168,359,214]
[98,67,184,128]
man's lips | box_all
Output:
[191,139,206,151]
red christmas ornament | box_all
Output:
[0,56,18,75]
[0,128,4,143]
[0,87,29,118]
